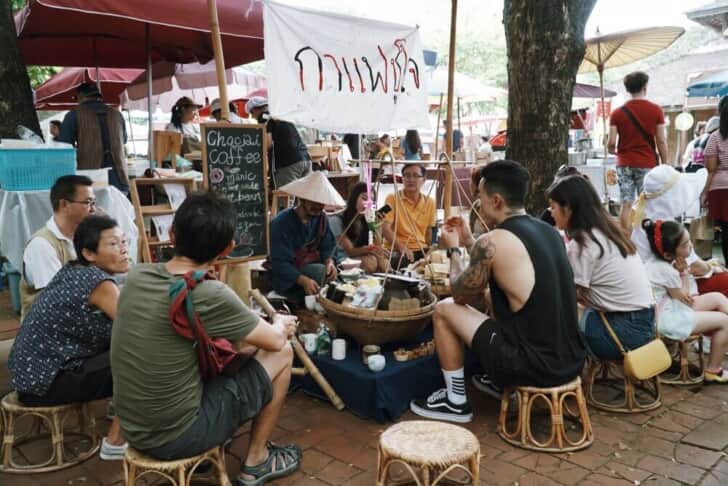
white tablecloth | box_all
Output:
[0,186,138,272]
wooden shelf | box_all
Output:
[141,205,175,216]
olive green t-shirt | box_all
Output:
[111,263,259,450]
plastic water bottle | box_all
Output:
[16,125,44,145]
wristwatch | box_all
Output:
[446,247,462,258]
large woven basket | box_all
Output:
[318,291,435,345]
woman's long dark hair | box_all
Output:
[405,129,422,154]
[548,175,635,258]
[642,219,684,262]
[170,98,191,130]
[719,95,728,140]
[341,182,370,242]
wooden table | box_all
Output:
[326,171,360,200]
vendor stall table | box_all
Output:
[0,186,138,272]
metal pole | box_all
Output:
[146,23,154,169]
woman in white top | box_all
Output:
[548,175,655,360]
[165,96,202,155]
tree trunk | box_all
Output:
[0,1,41,139]
[503,0,596,213]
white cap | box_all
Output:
[210,98,221,113]
[706,116,720,134]
[245,96,268,114]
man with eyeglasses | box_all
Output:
[20,175,96,318]
[382,163,436,267]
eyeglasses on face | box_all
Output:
[67,199,97,207]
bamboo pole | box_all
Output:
[444,0,458,217]
[434,92,444,158]
[249,289,345,411]
[207,0,230,121]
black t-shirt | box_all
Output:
[266,120,310,170]
[490,215,586,387]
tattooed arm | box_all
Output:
[450,233,495,307]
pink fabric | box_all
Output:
[15,0,263,68]
[704,131,728,191]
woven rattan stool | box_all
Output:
[123,445,231,486]
[0,391,98,473]
[584,359,661,413]
[498,376,593,452]
[661,335,705,386]
[376,420,480,485]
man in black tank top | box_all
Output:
[411,161,586,423]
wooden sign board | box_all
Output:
[201,123,269,263]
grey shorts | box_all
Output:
[616,166,650,204]
[274,160,312,188]
[141,359,273,460]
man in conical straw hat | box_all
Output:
[631,165,728,297]
[270,172,346,306]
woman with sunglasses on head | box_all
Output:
[9,215,131,459]
[547,175,655,362]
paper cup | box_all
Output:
[332,338,346,360]
[367,354,386,372]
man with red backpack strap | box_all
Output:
[111,191,301,485]
[608,71,671,231]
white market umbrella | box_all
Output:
[426,67,506,103]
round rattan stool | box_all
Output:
[123,445,231,486]
[584,358,662,413]
[376,420,480,485]
[498,376,593,452]
[661,335,705,386]
[0,391,99,473]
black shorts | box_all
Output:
[471,320,527,387]
[19,351,114,407]
[142,358,273,461]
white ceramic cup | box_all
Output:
[332,338,346,360]
[304,295,317,311]
[299,333,317,354]
[367,354,386,372]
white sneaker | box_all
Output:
[100,437,128,461]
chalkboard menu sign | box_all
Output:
[201,123,269,262]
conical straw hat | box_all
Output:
[278,171,346,207]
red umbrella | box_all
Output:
[15,0,264,68]
[35,67,143,110]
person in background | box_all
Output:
[642,219,728,382]
[245,96,312,189]
[607,71,670,231]
[166,97,202,155]
[210,98,246,124]
[477,135,493,155]
[702,96,728,265]
[342,133,363,160]
[401,129,422,161]
[9,215,130,460]
[269,172,340,306]
[548,175,655,362]
[370,134,392,160]
[382,163,436,267]
[443,120,464,152]
[329,182,389,273]
[58,83,129,192]
[49,120,62,141]
[112,192,301,483]
[20,175,95,318]
[682,120,707,169]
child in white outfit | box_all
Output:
[643,219,728,383]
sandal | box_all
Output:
[705,368,728,383]
[234,442,302,485]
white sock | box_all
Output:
[443,368,467,405]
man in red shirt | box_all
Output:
[608,71,670,231]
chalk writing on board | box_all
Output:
[202,124,269,260]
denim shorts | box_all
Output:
[578,307,655,361]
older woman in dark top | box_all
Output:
[8,215,130,460]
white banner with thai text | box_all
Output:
[263,0,430,133]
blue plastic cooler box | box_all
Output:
[0,148,76,191]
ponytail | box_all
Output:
[642,218,685,261]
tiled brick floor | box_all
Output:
[4,288,728,484]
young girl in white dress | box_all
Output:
[643,218,728,382]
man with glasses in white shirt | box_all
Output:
[20,175,96,317]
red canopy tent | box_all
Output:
[35,67,143,110]
[15,0,264,68]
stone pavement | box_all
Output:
[3,287,728,485]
